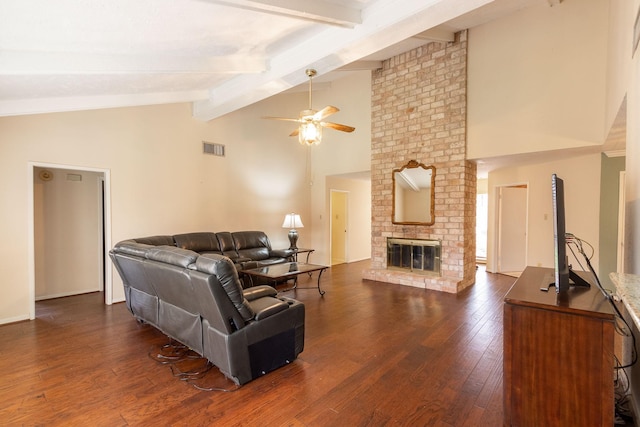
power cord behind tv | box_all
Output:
[566,233,637,369]
[566,233,637,425]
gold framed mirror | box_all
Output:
[392,160,436,225]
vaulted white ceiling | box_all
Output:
[0,0,540,119]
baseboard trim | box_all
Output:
[36,288,101,301]
[347,257,371,263]
[0,313,30,326]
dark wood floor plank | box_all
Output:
[0,262,517,426]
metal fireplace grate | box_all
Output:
[387,238,441,275]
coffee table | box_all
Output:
[241,262,328,295]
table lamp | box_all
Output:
[282,213,304,249]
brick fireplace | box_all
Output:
[362,30,476,293]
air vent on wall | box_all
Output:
[203,141,225,157]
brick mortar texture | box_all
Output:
[363,30,476,293]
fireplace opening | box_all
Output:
[387,238,441,275]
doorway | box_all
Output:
[330,190,348,265]
[28,162,112,319]
[496,184,528,276]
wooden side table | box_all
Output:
[290,248,314,263]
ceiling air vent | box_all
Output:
[203,141,225,157]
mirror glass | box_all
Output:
[392,160,436,225]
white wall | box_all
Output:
[606,0,633,131]
[309,72,373,265]
[467,0,609,159]
[487,153,601,273]
[201,91,312,246]
[210,70,373,266]
[626,13,640,275]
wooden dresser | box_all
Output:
[503,266,615,426]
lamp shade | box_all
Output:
[298,121,322,146]
[282,213,304,229]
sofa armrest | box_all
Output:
[238,260,259,271]
[243,285,277,301]
[270,248,294,259]
[247,296,289,321]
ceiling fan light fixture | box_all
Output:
[263,68,354,144]
[299,121,322,146]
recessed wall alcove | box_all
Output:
[362,30,476,293]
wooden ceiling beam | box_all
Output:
[0,51,267,75]
[202,0,361,27]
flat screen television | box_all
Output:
[551,173,590,293]
[552,174,570,293]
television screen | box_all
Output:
[550,174,590,293]
[552,174,570,293]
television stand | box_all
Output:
[504,266,615,426]
[568,267,591,287]
[540,266,591,291]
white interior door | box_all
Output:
[330,190,348,265]
[497,185,528,274]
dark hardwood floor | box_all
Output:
[0,261,516,426]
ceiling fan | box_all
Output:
[263,69,355,146]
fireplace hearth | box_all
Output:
[387,238,441,275]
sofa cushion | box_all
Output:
[215,232,240,260]
[194,254,255,321]
[146,246,198,268]
[232,231,272,261]
[174,232,221,253]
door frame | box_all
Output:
[28,161,113,319]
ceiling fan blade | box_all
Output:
[322,121,355,133]
[313,105,339,121]
[289,128,300,137]
[262,116,301,123]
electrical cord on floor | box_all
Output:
[613,354,635,424]
[148,338,241,392]
[169,358,213,379]
[190,381,241,392]
[148,339,193,363]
